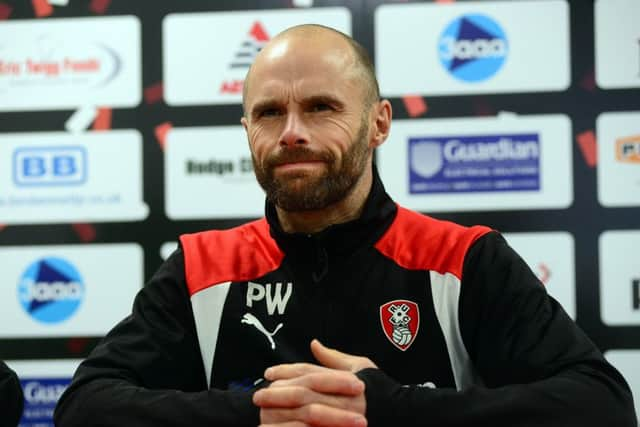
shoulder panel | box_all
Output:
[374,205,492,279]
[180,219,284,296]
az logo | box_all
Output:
[246,281,292,315]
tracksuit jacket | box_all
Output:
[0,360,23,427]
[54,168,637,426]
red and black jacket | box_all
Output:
[55,167,637,427]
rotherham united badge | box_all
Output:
[379,300,420,351]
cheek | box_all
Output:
[248,126,271,160]
[310,117,360,152]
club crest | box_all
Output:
[379,300,420,351]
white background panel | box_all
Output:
[599,230,640,326]
[595,0,640,89]
[163,8,350,105]
[0,130,148,224]
[0,16,141,111]
[377,114,573,212]
[597,111,640,207]
[375,0,570,96]
[165,126,265,219]
[0,244,143,337]
[605,350,640,423]
[504,232,576,319]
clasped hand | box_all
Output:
[253,339,377,427]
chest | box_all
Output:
[205,254,459,391]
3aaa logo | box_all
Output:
[17,257,85,324]
[438,14,508,83]
[379,300,420,351]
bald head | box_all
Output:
[242,24,380,115]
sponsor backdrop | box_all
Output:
[0,0,638,423]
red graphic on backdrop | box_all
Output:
[144,82,164,105]
[155,121,173,150]
[379,300,420,351]
[537,263,551,285]
[220,21,271,95]
[32,0,53,18]
[0,2,13,20]
[92,107,112,131]
[403,95,428,118]
[576,130,597,168]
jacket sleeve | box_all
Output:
[0,360,24,427]
[357,232,637,427]
[54,248,260,427]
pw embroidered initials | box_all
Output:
[245,281,292,315]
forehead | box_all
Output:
[245,36,363,103]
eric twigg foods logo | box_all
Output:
[0,37,121,89]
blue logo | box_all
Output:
[13,146,87,187]
[18,257,85,324]
[20,377,71,426]
[408,134,540,194]
[438,14,508,82]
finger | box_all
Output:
[311,340,377,372]
[261,405,367,427]
[270,371,364,395]
[259,422,310,427]
[311,339,355,371]
[265,363,326,381]
[255,386,309,408]
[254,385,362,411]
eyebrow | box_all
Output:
[250,99,282,117]
[249,93,345,117]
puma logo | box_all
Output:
[241,313,283,350]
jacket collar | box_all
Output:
[265,164,397,282]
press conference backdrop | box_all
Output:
[0,0,638,424]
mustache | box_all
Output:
[264,146,335,168]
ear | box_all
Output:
[369,99,392,149]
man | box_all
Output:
[55,25,636,427]
[1,360,23,427]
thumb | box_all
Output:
[310,339,353,371]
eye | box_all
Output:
[259,108,281,118]
[311,103,332,113]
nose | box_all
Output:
[279,111,309,147]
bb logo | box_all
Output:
[616,135,640,163]
[438,14,508,82]
[13,146,86,186]
[379,300,420,351]
[17,257,85,324]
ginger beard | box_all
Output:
[252,116,371,212]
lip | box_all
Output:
[274,161,325,172]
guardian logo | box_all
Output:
[438,14,508,83]
[13,146,87,186]
[409,134,540,194]
[17,257,85,324]
[20,377,71,424]
[219,21,270,95]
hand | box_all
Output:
[253,340,378,427]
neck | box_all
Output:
[275,166,373,234]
